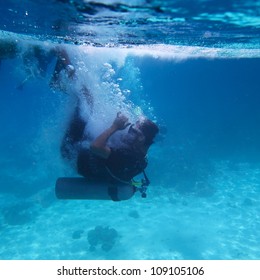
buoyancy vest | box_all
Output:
[77,147,147,183]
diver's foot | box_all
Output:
[49,64,75,92]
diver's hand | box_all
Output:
[112,112,130,130]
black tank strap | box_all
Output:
[142,170,150,186]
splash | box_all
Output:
[59,44,152,140]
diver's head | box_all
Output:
[138,118,159,146]
[128,117,159,148]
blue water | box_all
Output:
[0,0,260,260]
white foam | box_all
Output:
[1,30,260,60]
[78,44,260,62]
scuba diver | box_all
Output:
[53,49,159,201]
[58,101,159,201]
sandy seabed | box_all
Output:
[0,161,259,260]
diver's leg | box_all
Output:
[60,105,86,160]
[49,47,75,90]
[81,85,94,114]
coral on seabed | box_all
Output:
[87,225,118,252]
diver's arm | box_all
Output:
[90,126,118,158]
[90,112,129,159]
